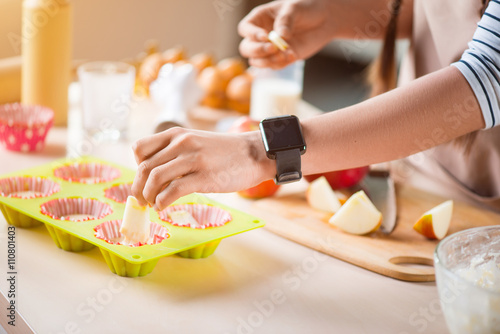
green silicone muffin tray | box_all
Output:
[0,157,265,277]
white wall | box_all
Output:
[0,0,245,61]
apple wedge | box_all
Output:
[306,176,342,213]
[413,200,453,240]
[120,196,151,244]
[328,190,382,235]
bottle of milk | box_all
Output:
[250,60,304,121]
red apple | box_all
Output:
[227,116,259,133]
[229,116,281,198]
[304,166,370,190]
[237,179,280,199]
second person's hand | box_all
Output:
[130,127,275,211]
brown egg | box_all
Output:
[162,46,185,63]
[197,66,227,109]
[190,52,214,73]
[201,94,226,109]
[139,53,163,87]
[226,73,252,101]
[217,57,246,82]
[226,73,252,114]
[197,66,226,94]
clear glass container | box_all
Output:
[250,60,304,121]
[78,61,135,141]
[434,226,500,334]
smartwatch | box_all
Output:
[259,115,307,185]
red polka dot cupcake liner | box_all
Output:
[40,197,112,222]
[159,204,232,229]
[0,176,60,199]
[0,103,54,152]
[104,183,132,203]
[94,220,169,247]
[53,162,121,184]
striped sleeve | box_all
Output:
[452,0,500,128]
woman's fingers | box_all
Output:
[273,2,296,40]
[131,158,163,206]
[238,22,269,42]
[153,173,205,211]
[131,128,190,205]
[132,127,182,165]
[130,149,171,206]
[238,5,274,41]
[239,38,278,59]
[142,157,195,206]
[248,50,297,69]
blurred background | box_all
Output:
[0,0,387,112]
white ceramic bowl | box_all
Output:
[434,226,500,334]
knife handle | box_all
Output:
[368,169,390,178]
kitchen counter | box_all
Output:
[0,91,449,334]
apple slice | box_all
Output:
[168,210,203,228]
[120,196,151,244]
[328,190,382,235]
[413,200,453,240]
[268,31,290,51]
[306,176,342,213]
[336,192,348,205]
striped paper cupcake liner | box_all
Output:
[94,220,169,247]
[0,176,60,199]
[159,204,232,229]
[53,162,121,184]
[104,183,132,203]
[41,197,113,222]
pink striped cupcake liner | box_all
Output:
[53,162,121,184]
[159,204,232,229]
[0,176,60,199]
[104,183,132,203]
[0,103,54,152]
[94,220,169,247]
[40,197,112,222]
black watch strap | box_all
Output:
[275,148,302,185]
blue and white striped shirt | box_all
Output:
[452,0,500,128]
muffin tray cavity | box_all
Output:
[0,157,265,277]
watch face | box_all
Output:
[260,115,306,154]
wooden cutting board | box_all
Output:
[251,183,500,282]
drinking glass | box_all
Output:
[250,60,305,120]
[78,61,135,140]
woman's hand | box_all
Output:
[238,0,336,69]
[238,0,414,69]
[130,127,275,211]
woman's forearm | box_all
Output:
[130,66,484,209]
[292,66,484,175]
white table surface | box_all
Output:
[0,89,449,334]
